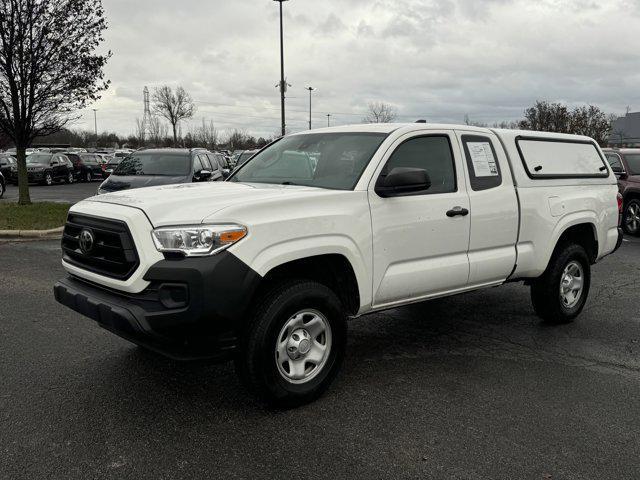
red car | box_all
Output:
[603,148,640,236]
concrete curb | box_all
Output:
[0,226,64,239]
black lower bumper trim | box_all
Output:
[54,251,262,361]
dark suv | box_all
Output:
[66,153,104,182]
[17,152,74,186]
[603,148,640,236]
[97,148,224,194]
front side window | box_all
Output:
[113,152,191,176]
[622,154,640,175]
[229,132,388,190]
[193,155,205,173]
[605,153,624,172]
[378,135,456,194]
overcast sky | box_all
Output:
[74,0,640,138]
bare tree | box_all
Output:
[192,118,218,149]
[147,116,167,147]
[0,0,111,204]
[134,117,145,145]
[152,85,195,147]
[363,101,397,123]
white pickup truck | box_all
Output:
[54,123,622,406]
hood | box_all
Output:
[99,175,188,192]
[85,181,333,226]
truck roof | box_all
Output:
[292,123,596,143]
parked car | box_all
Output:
[102,157,124,178]
[0,171,5,198]
[0,153,16,179]
[96,148,223,194]
[603,148,640,236]
[235,149,258,168]
[19,152,74,185]
[65,152,104,182]
[54,124,621,407]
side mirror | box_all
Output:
[221,169,230,179]
[375,167,431,198]
[197,169,212,180]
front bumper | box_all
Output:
[8,171,44,183]
[54,251,262,360]
[27,171,45,181]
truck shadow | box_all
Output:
[95,282,558,417]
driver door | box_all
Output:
[368,131,471,308]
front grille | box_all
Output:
[62,213,140,280]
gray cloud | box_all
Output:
[77,0,640,137]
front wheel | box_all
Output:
[235,280,347,408]
[66,172,74,184]
[42,172,53,186]
[0,181,4,198]
[531,243,591,324]
[623,199,640,236]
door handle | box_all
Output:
[446,206,469,217]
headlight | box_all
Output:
[151,224,247,257]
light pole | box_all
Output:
[92,109,98,146]
[326,113,331,127]
[305,86,315,130]
[274,0,289,137]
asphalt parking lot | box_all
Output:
[2,236,640,479]
[0,180,99,204]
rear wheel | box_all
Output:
[531,243,590,324]
[84,171,92,182]
[235,280,347,408]
[66,172,74,184]
[0,181,4,198]
[623,199,640,236]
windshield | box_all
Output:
[229,132,388,190]
[106,158,122,166]
[624,154,640,175]
[113,152,190,176]
[26,153,52,164]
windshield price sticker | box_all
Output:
[468,142,498,177]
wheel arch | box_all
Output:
[549,219,599,266]
[250,253,364,317]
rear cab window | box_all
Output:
[516,137,608,178]
[460,135,502,191]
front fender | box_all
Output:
[231,234,372,310]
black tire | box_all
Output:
[234,279,347,408]
[85,171,92,182]
[531,243,590,324]
[66,172,74,184]
[0,181,4,198]
[622,199,640,236]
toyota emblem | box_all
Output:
[79,229,95,254]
